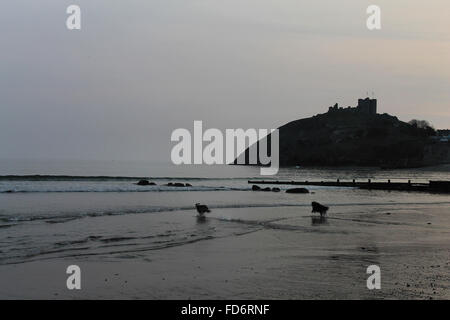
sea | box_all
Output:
[1,159,449,270]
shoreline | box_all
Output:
[1,211,448,300]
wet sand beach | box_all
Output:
[1,200,449,299]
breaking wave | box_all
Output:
[0,185,252,193]
[0,175,259,181]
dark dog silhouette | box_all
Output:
[195,203,210,220]
[311,201,329,216]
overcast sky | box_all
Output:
[1,0,449,162]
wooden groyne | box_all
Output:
[248,180,450,193]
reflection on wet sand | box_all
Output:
[311,216,328,225]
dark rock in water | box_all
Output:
[311,201,329,216]
[185,183,192,187]
[286,188,309,194]
[136,179,155,186]
[173,182,185,187]
[166,182,187,187]
[272,187,281,192]
[252,185,261,191]
[251,185,276,192]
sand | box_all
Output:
[1,205,449,299]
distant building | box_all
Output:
[328,103,339,112]
[357,98,377,114]
[327,98,377,115]
[437,129,450,136]
[436,129,450,142]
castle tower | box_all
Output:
[357,97,377,114]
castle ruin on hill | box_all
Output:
[328,97,377,115]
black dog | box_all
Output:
[195,203,210,218]
[311,201,329,216]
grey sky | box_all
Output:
[1,0,449,162]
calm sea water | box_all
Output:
[0,159,449,266]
